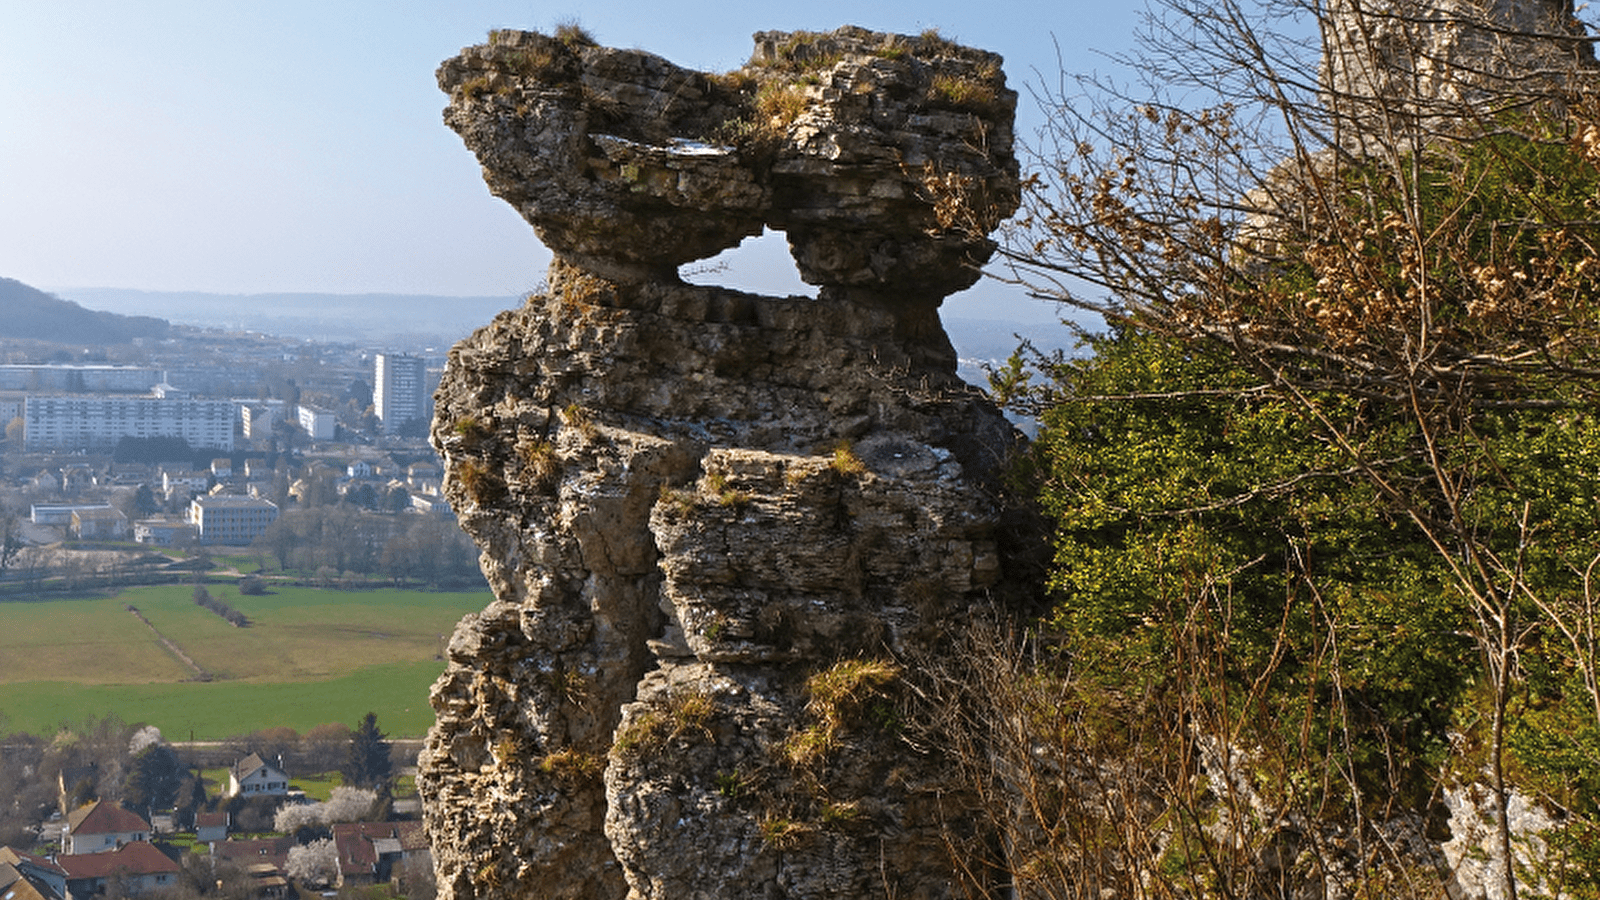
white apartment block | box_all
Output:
[240,402,282,439]
[374,353,426,434]
[189,495,279,545]
[25,396,235,451]
[0,364,163,393]
[297,405,337,440]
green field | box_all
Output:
[0,584,490,738]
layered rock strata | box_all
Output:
[418,26,1028,900]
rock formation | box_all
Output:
[1320,0,1594,140]
[417,26,1029,900]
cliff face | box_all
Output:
[418,27,1027,900]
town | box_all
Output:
[0,715,433,900]
[0,287,487,593]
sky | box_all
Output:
[0,1,1148,324]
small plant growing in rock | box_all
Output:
[777,726,832,768]
[492,735,523,766]
[829,442,867,477]
[540,666,588,705]
[927,66,999,109]
[758,814,813,849]
[457,460,505,504]
[518,437,560,490]
[612,690,716,759]
[457,75,495,100]
[553,19,596,48]
[702,613,730,642]
[807,658,900,733]
[561,403,599,441]
[454,416,491,445]
[703,472,752,509]
[611,710,666,759]
[755,83,809,130]
[666,690,716,740]
[820,800,864,830]
[658,483,698,516]
[536,747,604,783]
[714,770,745,799]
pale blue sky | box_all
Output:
[0,1,1146,323]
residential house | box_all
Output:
[161,469,211,500]
[330,822,430,887]
[210,458,234,479]
[194,812,229,844]
[227,754,289,798]
[404,462,441,495]
[56,843,179,900]
[0,848,68,900]
[56,765,98,813]
[59,465,96,495]
[63,800,150,854]
[211,836,295,897]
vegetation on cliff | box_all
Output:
[964,0,1600,896]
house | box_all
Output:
[210,458,234,479]
[70,507,128,541]
[330,821,430,886]
[133,518,194,547]
[195,812,229,844]
[63,800,150,854]
[56,842,179,900]
[211,836,295,896]
[56,765,98,814]
[0,848,68,900]
[228,753,289,798]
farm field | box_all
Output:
[0,584,490,738]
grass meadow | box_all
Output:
[0,584,489,738]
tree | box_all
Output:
[0,506,23,575]
[960,0,1600,896]
[342,713,392,790]
[285,837,339,888]
[122,741,184,818]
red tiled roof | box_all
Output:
[0,861,57,900]
[194,812,229,829]
[0,848,65,878]
[211,837,295,873]
[330,822,427,873]
[57,842,178,880]
[65,800,150,837]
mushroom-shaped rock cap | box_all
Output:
[438,25,1020,300]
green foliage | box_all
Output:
[342,712,392,790]
[1033,329,1475,809]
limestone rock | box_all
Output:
[420,25,1033,900]
[435,26,1019,298]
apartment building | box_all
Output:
[24,396,235,451]
[189,495,279,545]
[374,353,425,434]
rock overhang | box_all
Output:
[437,25,1021,300]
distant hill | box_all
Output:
[55,287,523,348]
[0,277,169,344]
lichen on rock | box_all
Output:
[418,25,1032,900]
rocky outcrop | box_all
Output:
[1321,0,1594,139]
[418,26,1028,900]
